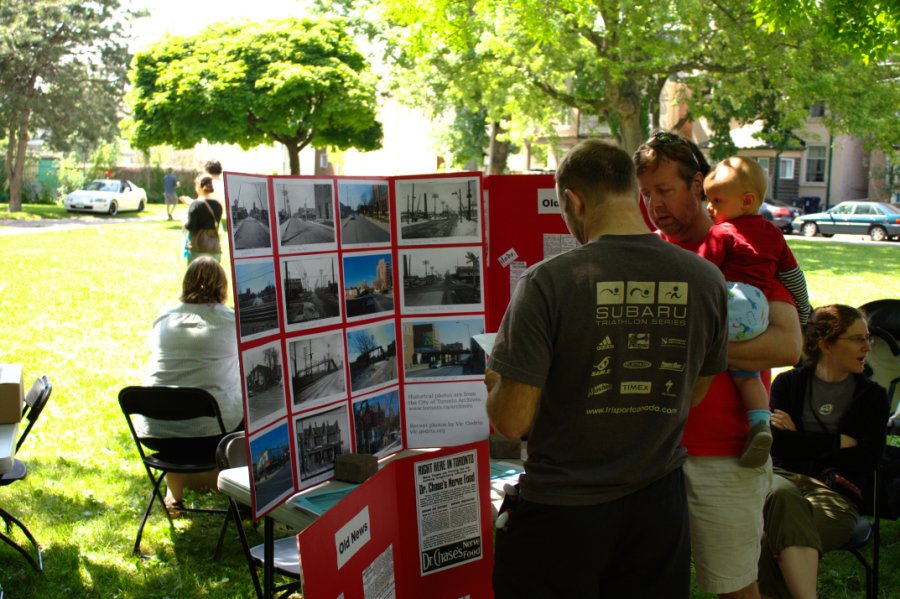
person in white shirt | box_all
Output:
[138,256,243,507]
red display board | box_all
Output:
[222,172,490,518]
[483,174,570,332]
[299,441,493,599]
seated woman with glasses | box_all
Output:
[759,304,888,599]
[137,257,243,509]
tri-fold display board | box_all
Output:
[223,172,491,518]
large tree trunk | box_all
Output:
[7,107,32,213]
[285,140,301,175]
[487,121,509,175]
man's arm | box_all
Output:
[691,375,716,406]
[485,367,541,440]
[727,300,801,371]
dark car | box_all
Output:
[791,200,900,241]
[760,200,800,234]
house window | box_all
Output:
[809,102,826,117]
[780,158,795,180]
[756,157,770,178]
[805,146,827,183]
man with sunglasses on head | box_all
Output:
[634,132,803,599]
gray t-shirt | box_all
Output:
[489,234,728,506]
[803,375,856,434]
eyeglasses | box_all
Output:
[836,335,874,345]
[645,132,701,170]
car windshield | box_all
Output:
[84,180,121,192]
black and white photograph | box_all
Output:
[352,388,402,458]
[295,404,351,486]
[401,317,486,380]
[242,340,286,431]
[235,259,280,340]
[280,254,342,333]
[342,251,395,321]
[288,331,346,408]
[399,247,483,314]
[346,320,398,395]
[249,422,294,515]
[227,174,273,257]
[274,178,337,252]
[395,176,481,245]
[338,180,391,247]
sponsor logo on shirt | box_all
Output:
[595,336,614,350]
[661,337,686,347]
[659,360,685,372]
[591,356,611,376]
[627,333,650,350]
[624,360,651,369]
[661,380,678,397]
[588,383,613,397]
[620,381,651,394]
[595,281,689,326]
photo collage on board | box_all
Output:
[225,172,488,517]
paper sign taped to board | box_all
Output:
[497,248,518,267]
[335,506,372,569]
[537,188,561,214]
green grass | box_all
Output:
[0,222,897,597]
[0,202,170,221]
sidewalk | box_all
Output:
[0,215,167,236]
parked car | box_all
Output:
[760,200,800,234]
[63,179,147,216]
[791,200,900,241]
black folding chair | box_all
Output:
[118,386,230,556]
[0,375,52,572]
[216,431,301,599]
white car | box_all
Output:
[64,179,147,216]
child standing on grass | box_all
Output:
[701,156,811,467]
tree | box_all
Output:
[0,0,133,212]
[125,17,383,175]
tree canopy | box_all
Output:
[0,0,133,211]
[125,17,383,175]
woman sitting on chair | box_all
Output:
[759,304,888,599]
[137,256,243,509]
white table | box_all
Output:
[0,423,18,474]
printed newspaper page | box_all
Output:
[415,449,483,575]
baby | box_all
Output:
[702,156,811,468]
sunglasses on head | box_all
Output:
[645,132,701,169]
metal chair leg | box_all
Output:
[134,471,169,555]
[0,507,42,572]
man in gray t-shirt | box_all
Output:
[487,140,727,598]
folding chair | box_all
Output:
[118,386,230,556]
[860,299,900,418]
[0,375,52,572]
[216,431,301,599]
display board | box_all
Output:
[298,441,494,599]
[223,172,490,518]
[483,174,573,332]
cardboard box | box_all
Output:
[0,364,24,424]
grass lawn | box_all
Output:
[0,217,897,597]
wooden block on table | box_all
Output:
[335,453,378,483]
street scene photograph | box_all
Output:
[346,320,398,395]
[281,253,341,332]
[401,317,486,380]
[227,174,272,256]
[234,259,280,340]
[395,176,481,245]
[342,251,395,320]
[274,179,337,251]
[352,388,402,458]
[399,247,483,314]
[249,421,294,514]
[295,404,351,485]
[242,341,286,432]
[338,180,391,247]
[288,331,346,408]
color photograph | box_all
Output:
[398,247,483,314]
[342,251,395,321]
[346,320,398,395]
[401,317,486,380]
[338,180,391,247]
[249,422,294,516]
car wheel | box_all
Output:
[801,222,818,237]
[781,225,792,234]
[108,201,118,216]
[138,200,145,212]
[869,225,887,242]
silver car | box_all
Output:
[64,179,147,216]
